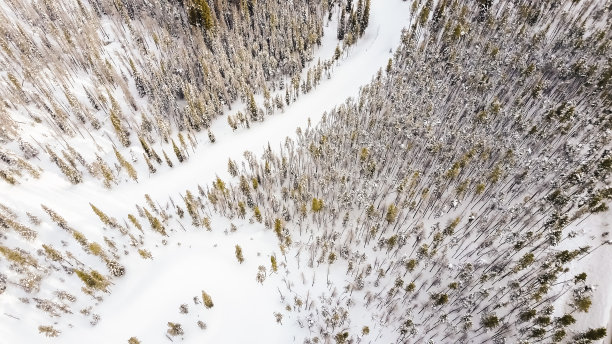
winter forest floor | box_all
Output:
[1,0,611,343]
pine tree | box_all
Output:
[575,328,606,341]
[274,218,283,240]
[184,190,200,226]
[47,147,82,184]
[227,159,238,177]
[254,206,262,222]
[90,203,113,227]
[311,198,324,212]
[0,170,16,185]
[361,0,370,35]
[128,214,143,232]
[38,326,60,337]
[166,322,184,336]
[238,201,246,218]
[114,147,138,181]
[334,45,341,61]
[235,244,245,263]
[41,244,63,262]
[138,135,153,159]
[110,110,130,147]
[95,156,114,188]
[163,150,174,168]
[74,269,109,291]
[385,204,398,223]
[248,92,258,122]
[144,154,156,174]
[172,139,184,163]
[201,290,214,308]
[143,208,167,236]
[188,0,215,31]
[481,314,499,329]
[270,255,278,273]
[338,8,346,40]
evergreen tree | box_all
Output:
[110,110,130,147]
[338,8,346,40]
[235,245,244,263]
[163,150,174,168]
[248,92,258,122]
[172,139,185,163]
[201,290,214,308]
[361,0,370,35]
[188,0,215,31]
[114,147,138,181]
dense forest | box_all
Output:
[0,0,610,343]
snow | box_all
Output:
[556,211,612,342]
[60,219,288,343]
[0,1,413,342]
[2,1,610,342]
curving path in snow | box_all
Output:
[0,1,412,343]
[1,0,411,228]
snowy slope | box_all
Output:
[0,1,413,342]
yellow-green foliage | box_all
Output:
[235,245,244,263]
[128,214,143,232]
[311,198,324,212]
[475,183,486,194]
[138,249,153,259]
[0,213,37,240]
[41,205,72,231]
[143,208,167,236]
[201,290,214,308]
[444,217,461,235]
[113,147,138,181]
[274,218,282,239]
[385,204,398,223]
[360,147,369,162]
[110,110,130,147]
[163,150,173,167]
[72,230,89,247]
[88,242,105,257]
[214,177,227,194]
[38,325,60,337]
[96,155,115,189]
[202,217,212,231]
[513,253,535,272]
[188,0,215,30]
[166,322,184,336]
[75,269,109,291]
[0,245,38,267]
[238,202,246,218]
[46,148,82,184]
[574,295,592,313]
[254,206,262,223]
[489,165,502,183]
[42,244,63,261]
[0,170,17,184]
[172,139,185,163]
[90,203,112,227]
[271,255,278,272]
[184,190,199,225]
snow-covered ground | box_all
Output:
[0,1,413,342]
[2,1,610,342]
[557,212,612,343]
